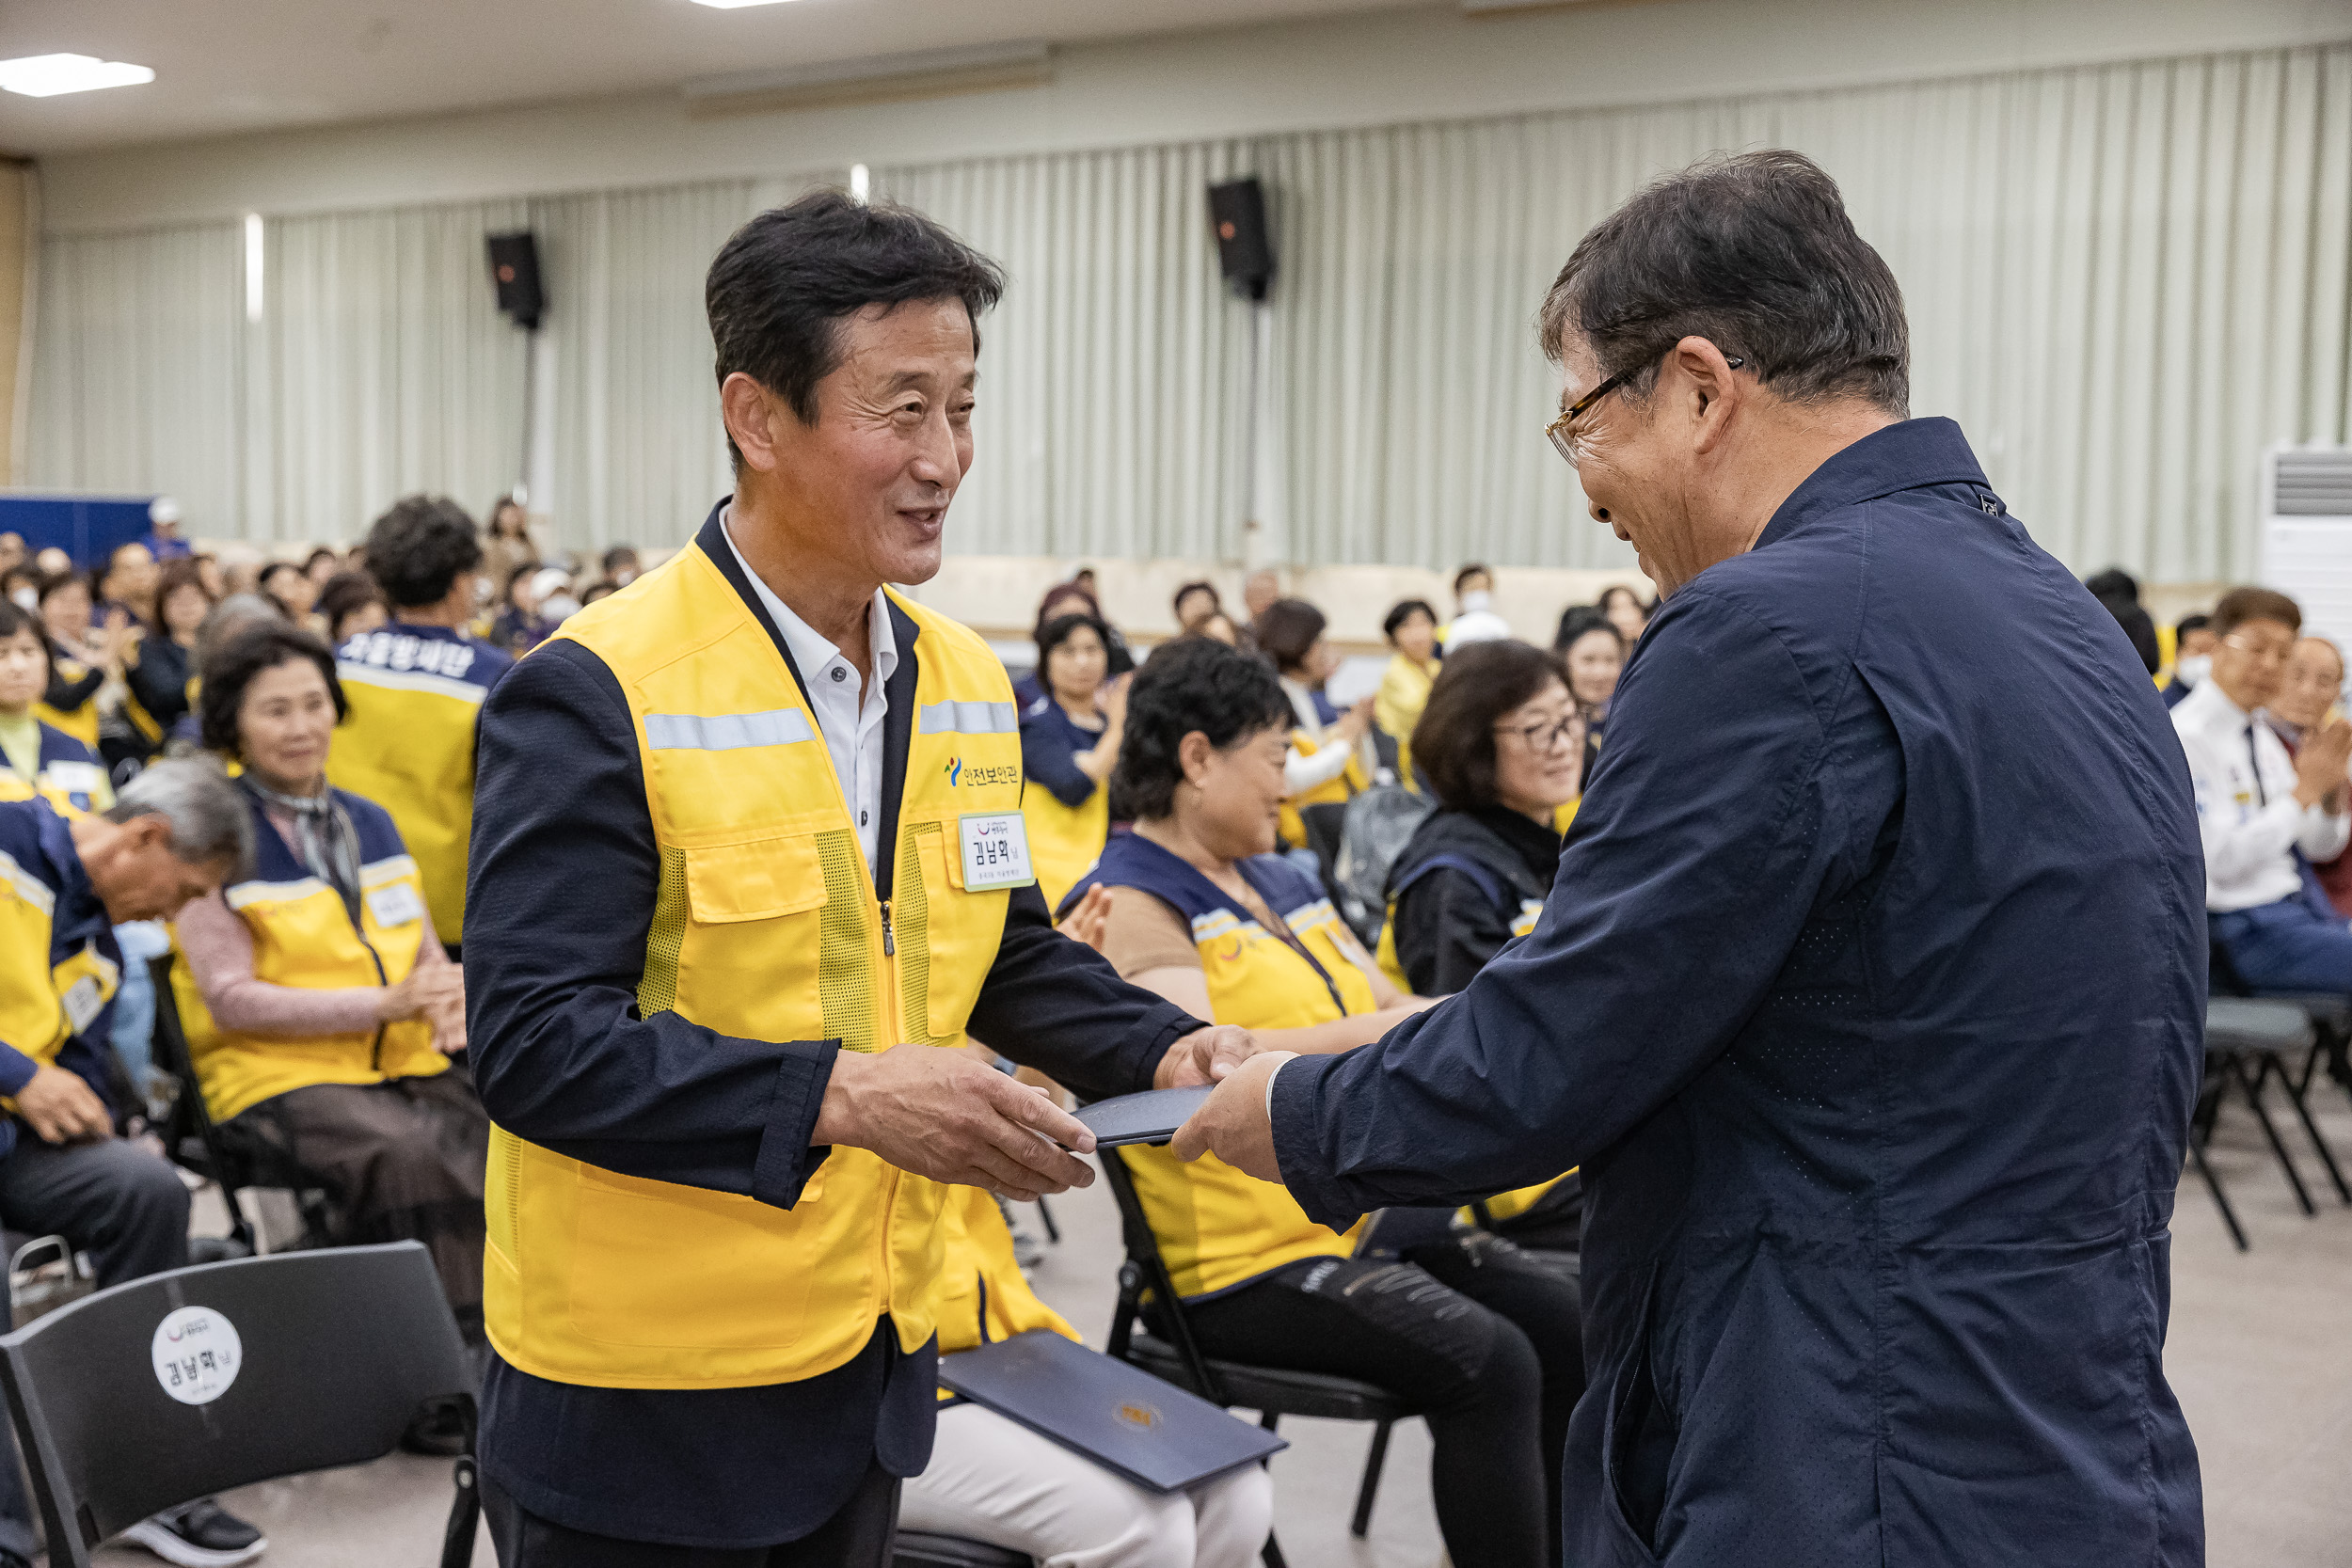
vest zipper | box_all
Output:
[880,900,895,957]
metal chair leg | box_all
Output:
[1034,1195,1060,1244]
[2229,1055,2316,1215]
[1350,1418,1392,1537]
[2264,1052,2352,1204]
[2186,1141,2249,1252]
[1259,1534,1288,1568]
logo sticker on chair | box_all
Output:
[151,1306,242,1405]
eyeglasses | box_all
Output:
[2221,633,2296,668]
[1545,353,1745,469]
[1493,715,1579,752]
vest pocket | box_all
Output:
[679,832,829,924]
[568,1163,821,1350]
[923,822,1007,1037]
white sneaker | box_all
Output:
[119,1498,267,1568]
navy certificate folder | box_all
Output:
[1073,1085,1215,1148]
[938,1331,1286,1493]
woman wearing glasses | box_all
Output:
[1380,641,1588,1255]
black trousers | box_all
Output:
[484,1463,900,1568]
[1176,1231,1584,1568]
[0,1135,194,1560]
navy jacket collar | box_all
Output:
[39,801,108,948]
[1755,417,1993,550]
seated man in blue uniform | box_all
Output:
[465,191,1253,1566]
[1178,150,2207,1566]
[0,760,266,1568]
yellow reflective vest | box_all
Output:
[1019,699,1111,914]
[932,1186,1080,1360]
[0,721,111,817]
[0,800,122,1148]
[483,541,1029,1389]
[1278,727,1370,853]
[169,787,442,1124]
[1072,834,1372,1297]
[326,623,514,945]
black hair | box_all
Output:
[2083,567,2140,604]
[1597,584,1648,618]
[1541,150,1910,415]
[303,547,339,573]
[1382,598,1437,641]
[257,561,304,590]
[1452,564,1492,596]
[1411,641,1571,812]
[580,581,617,605]
[1110,637,1294,821]
[314,571,384,641]
[199,623,347,756]
[1554,604,1624,656]
[35,570,89,608]
[1172,580,1221,625]
[601,545,639,575]
[363,495,485,609]
[2175,612,2211,640]
[1251,598,1327,676]
[0,600,50,676]
[1036,610,1109,669]
[706,189,1007,465]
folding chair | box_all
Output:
[1097,1148,1415,1561]
[2200,998,2330,1250]
[894,1531,1034,1568]
[146,954,335,1257]
[2202,946,2351,1209]
[0,1242,477,1568]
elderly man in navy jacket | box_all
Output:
[1179,150,2205,1566]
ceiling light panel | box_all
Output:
[690,0,809,9]
[0,53,156,98]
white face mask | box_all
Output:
[1459,590,1493,613]
[2174,654,2212,688]
[8,587,34,612]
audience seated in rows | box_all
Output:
[2174,586,2352,992]
[1374,598,1438,780]
[1019,610,1124,911]
[1253,597,1375,851]
[172,624,487,1441]
[326,496,514,953]
[1063,638,1584,1568]
[0,601,112,815]
[0,763,265,1568]
[35,569,129,749]
[121,559,215,760]
[900,1186,1274,1568]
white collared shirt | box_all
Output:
[722,510,898,876]
[2170,677,2349,911]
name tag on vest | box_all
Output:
[61,974,103,1035]
[366,883,426,927]
[960,812,1038,891]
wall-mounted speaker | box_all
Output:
[486,231,546,331]
[1207,179,1274,303]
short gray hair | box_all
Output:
[1539,150,1909,415]
[106,759,255,880]
[193,593,285,672]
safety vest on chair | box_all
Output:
[167,788,441,1124]
[1278,730,1369,852]
[0,722,109,816]
[483,531,1028,1389]
[1068,834,1372,1298]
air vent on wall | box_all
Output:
[2270,448,2352,516]
[683,42,1052,119]
[2260,446,2352,657]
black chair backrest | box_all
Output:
[0,1243,469,1568]
[145,954,259,1254]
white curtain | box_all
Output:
[26,42,2352,579]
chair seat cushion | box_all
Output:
[2205,996,2316,1053]
[893,1530,1034,1568]
[1123,1333,1417,1421]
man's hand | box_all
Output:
[2295,717,2352,810]
[15,1064,112,1145]
[1153,1025,1259,1089]
[1170,1052,1285,1181]
[813,1047,1098,1202]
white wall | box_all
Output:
[39,0,2352,232]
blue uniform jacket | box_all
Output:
[1271,419,2205,1565]
[0,799,121,1162]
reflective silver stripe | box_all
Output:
[643,709,817,752]
[919,700,1017,736]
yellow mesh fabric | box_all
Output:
[816,829,875,1052]
[896,825,935,1044]
[490,1132,523,1260]
[637,845,688,1019]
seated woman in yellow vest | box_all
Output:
[33,569,129,750]
[900,1185,1273,1568]
[1020,610,1124,911]
[1061,637,1584,1568]
[1250,598,1373,850]
[168,624,487,1370]
[1373,597,1439,787]
[0,601,113,816]
[121,558,215,760]
[1384,639,1586,1254]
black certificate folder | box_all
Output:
[1073,1085,1215,1148]
[938,1332,1286,1493]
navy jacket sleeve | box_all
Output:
[1272,589,1864,1227]
[1019,712,1100,809]
[465,640,836,1209]
[965,883,1199,1099]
